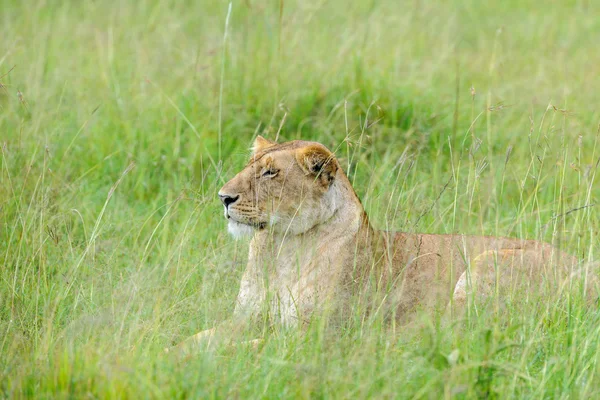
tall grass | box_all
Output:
[1,0,599,397]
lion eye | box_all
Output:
[261,168,279,178]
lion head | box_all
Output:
[218,136,341,238]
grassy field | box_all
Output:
[2,0,600,398]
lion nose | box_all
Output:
[219,193,239,208]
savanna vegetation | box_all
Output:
[2,0,600,398]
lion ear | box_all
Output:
[295,144,338,186]
[251,135,277,154]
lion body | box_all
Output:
[167,137,582,353]
[220,138,578,327]
[233,174,573,327]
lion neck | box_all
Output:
[249,170,378,270]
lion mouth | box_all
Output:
[226,213,266,230]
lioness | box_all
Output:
[169,136,583,353]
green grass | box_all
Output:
[2,0,600,398]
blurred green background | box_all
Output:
[2,0,600,398]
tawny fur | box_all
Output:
[167,137,584,353]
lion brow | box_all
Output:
[245,142,304,166]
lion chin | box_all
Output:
[227,220,255,239]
